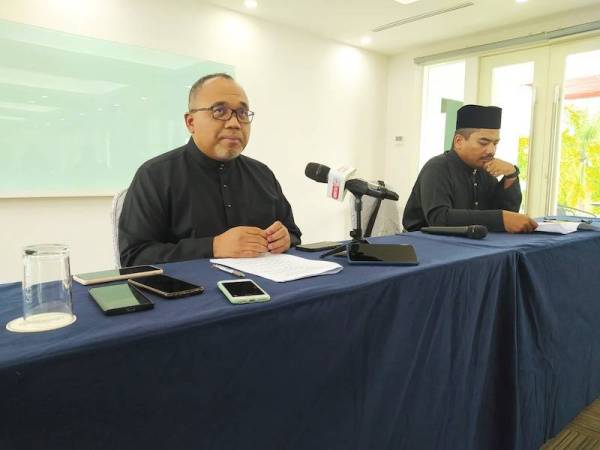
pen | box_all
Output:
[212,264,245,278]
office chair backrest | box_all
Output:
[111,188,128,268]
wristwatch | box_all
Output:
[505,165,520,179]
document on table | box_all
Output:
[210,253,343,282]
[535,221,582,234]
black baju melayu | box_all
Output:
[119,138,301,266]
[402,150,521,232]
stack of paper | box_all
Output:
[210,253,343,282]
[535,221,582,234]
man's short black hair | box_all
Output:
[188,73,234,109]
[452,128,478,150]
[455,128,478,140]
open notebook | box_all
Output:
[210,253,343,283]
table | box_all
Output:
[1,225,599,450]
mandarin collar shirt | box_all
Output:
[119,138,301,266]
[402,150,522,232]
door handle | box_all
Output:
[523,86,536,214]
[546,84,563,215]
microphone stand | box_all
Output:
[320,194,368,259]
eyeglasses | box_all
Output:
[189,105,255,124]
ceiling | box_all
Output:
[204,0,600,55]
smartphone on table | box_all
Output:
[217,279,270,304]
[296,241,341,252]
[73,265,163,285]
[128,274,204,298]
[89,284,154,315]
[346,243,419,266]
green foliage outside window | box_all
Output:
[516,105,600,216]
[517,136,530,212]
[558,106,600,216]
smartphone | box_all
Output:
[89,283,154,315]
[217,279,270,304]
[128,274,204,298]
[73,265,163,285]
[347,243,419,266]
[296,241,341,252]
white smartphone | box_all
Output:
[217,279,270,304]
[73,265,163,285]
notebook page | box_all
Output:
[210,253,343,282]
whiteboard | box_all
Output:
[0,19,233,197]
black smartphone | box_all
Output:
[347,243,419,266]
[128,274,204,298]
[296,241,341,252]
[89,284,154,315]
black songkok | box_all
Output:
[456,104,502,130]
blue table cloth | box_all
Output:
[1,227,599,450]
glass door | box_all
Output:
[479,47,550,216]
[478,36,600,218]
[547,42,600,217]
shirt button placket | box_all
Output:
[220,165,233,223]
[472,169,480,209]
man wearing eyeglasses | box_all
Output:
[119,73,301,266]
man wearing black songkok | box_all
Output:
[402,104,537,233]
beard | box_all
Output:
[213,141,244,161]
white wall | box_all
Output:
[0,0,388,282]
[384,4,600,210]
[4,1,599,283]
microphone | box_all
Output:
[305,162,399,201]
[420,225,488,239]
[305,162,355,201]
[305,162,329,183]
[345,179,399,201]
